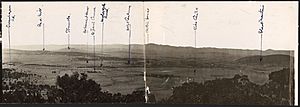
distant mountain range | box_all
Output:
[3,43,294,62]
[145,43,293,60]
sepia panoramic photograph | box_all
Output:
[0,1,298,105]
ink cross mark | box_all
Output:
[100,3,109,23]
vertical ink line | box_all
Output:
[143,4,148,103]
[68,34,71,72]
[125,5,131,65]
[86,30,89,63]
[68,33,70,49]
[128,24,131,64]
[69,33,71,71]
[8,20,11,68]
[100,3,108,67]
[86,7,89,63]
[66,15,71,72]
[194,30,196,49]
[83,6,89,64]
[258,5,264,62]
[67,14,70,49]
[101,22,104,67]
[192,8,198,82]
[7,5,13,68]
[68,33,71,71]
[194,29,197,81]
[144,6,151,103]
[42,23,45,51]
[68,14,71,50]
[42,6,44,51]
[90,7,96,71]
[93,35,95,71]
[260,33,263,61]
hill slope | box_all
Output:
[235,54,294,66]
[3,43,294,62]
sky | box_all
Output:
[1,1,298,50]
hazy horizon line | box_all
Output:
[2,43,295,51]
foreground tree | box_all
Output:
[2,69,155,103]
[161,68,293,105]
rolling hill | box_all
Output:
[3,43,294,63]
[235,54,294,66]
